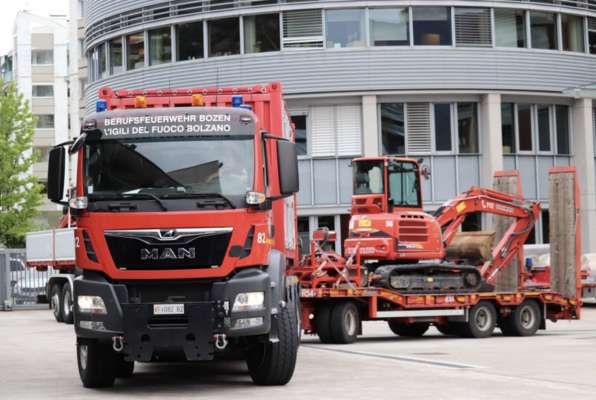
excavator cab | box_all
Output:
[346,157,444,263]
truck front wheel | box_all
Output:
[77,339,117,388]
[246,305,298,385]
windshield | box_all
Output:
[388,161,420,207]
[353,160,384,195]
[84,137,253,199]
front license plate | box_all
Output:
[153,303,185,315]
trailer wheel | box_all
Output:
[115,355,134,378]
[462,301,496,338]
[50,284,63,323]
[388,321,430,337]
[500,300,541,337]
[61,284,74,325]
[77,339,117,388]
[330,302,360,344]
[315,303,335,343]
[246,305,298,385]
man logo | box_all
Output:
[140,247,196,260]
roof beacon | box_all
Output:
[96,99,107,113]
[232,95,243,108]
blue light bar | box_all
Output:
[96,99,108,112]
[231,95,243,108]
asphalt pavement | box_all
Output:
[1,306,595,400]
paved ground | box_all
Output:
[1,306,595,400]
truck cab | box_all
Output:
[45,83,300,388]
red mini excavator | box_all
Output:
[343,156,540,293]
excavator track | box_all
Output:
[372,263,486,293]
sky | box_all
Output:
[0,0,69,54]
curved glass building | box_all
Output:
[80,0,596,252]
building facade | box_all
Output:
[5,11,70,227]
[81,0,596,253]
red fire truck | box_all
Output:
[35,82,301,387]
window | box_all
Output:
[381,104,405,155]
[326,9,365,48]
[109,37,123,74]
[244,14,280,53]
[501,103,516,154]
[494,9,526,48]
[208,18,240,57]
[531,12,557,50]
[98,43,107,79]
[454,8,492,47]
[32,85,53,97]
[541,210,550,244]
[537,105,551,152]
[310,105,361,157]
[298,217,310,255]
[387,161,421,207]
[518,104,533,151]
[35,146,52,163]
[434,103,452,151]
[556,105,570,155]
[36,114,54,129]
[413,7,452,46]
[589,18,596,54]
[457,103,478,153]
[462,213,481,232]
[369,8,409,46]
[126,33,145,70]
[561,14,584,52]
[318,216,335,230]
[31,49,53,64]
[149,27,172,65]
[177,22,203,61]
[282,10,324,48]
[291,115,307,156]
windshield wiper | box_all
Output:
[162,192,235,209]
[121,192,168,211]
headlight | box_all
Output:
[77,295,107,315]
[232,291,264,312]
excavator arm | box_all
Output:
[433,187,541,285]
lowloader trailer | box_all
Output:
[296,162,582,343]
[27,82,301,387]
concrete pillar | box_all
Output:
[362,95,379,156]
[571,98,596,253]
[479,93,503,188]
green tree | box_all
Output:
[0,80,43,248]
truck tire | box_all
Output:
[435,323,463,336]
[315,302,335,344]
[388,321,430,337]
[500,300,541,337]
[462,301,496,338]
[50,284,63,323]
[246,305,298,385]
[115,355,135,378]
[329,301,360,344]
[77,339,117,388]
[61,284,74,325]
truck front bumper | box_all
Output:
[73,268,272,362]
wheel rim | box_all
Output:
[520,306,536,329]
[51,294,59,317]
[79,344,88,370]
[344,309,357,336]
[475,307,492,331]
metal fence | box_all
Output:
[0,249,56,311]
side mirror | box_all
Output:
[47,146,66,203]
[277,140,299,196]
